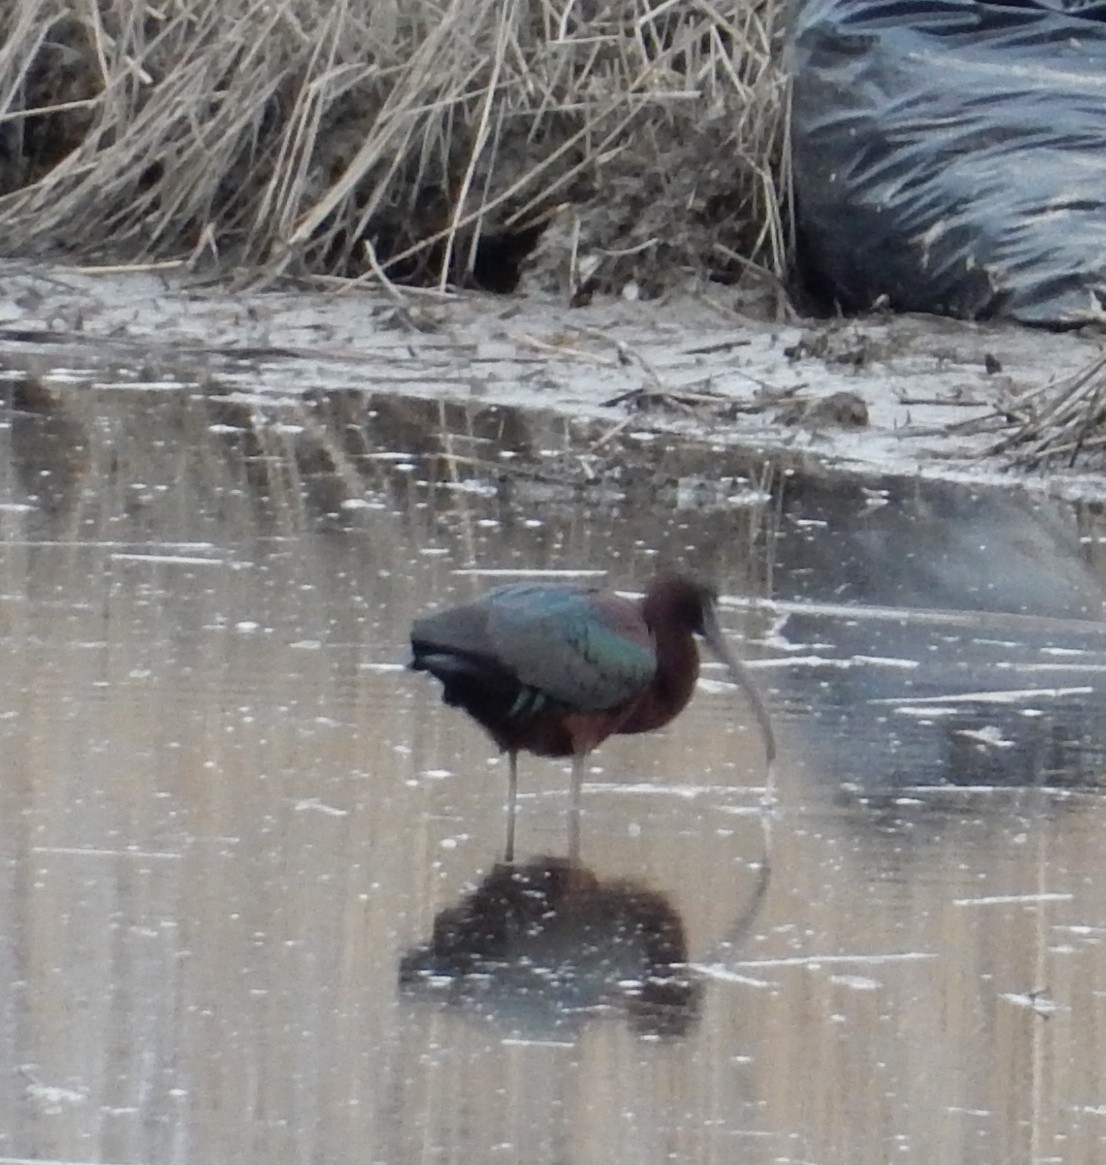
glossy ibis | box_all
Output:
[410,573,775,861]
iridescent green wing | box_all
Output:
[486,583,656,710]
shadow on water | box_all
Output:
[2,355,1106,1164]
[770,473,1106,792]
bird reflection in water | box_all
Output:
[399,857,701,1038]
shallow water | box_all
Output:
[1,372,1105,1165]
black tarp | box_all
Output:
[791,0,1106,325]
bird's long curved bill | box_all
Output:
[701,606,777,769]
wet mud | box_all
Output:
[4,260,1106,489]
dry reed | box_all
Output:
[945,350,1106,469]
[0,0,791,291]
[984,353,1106,469]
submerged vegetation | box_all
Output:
[0,0,791,293]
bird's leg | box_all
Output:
[504,749,519,864]
[568,752,586,863]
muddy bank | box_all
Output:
[1,261,1105,497]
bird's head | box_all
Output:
[644,572,776,767]
[642,573,718,634]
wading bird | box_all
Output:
[410,573,775,862]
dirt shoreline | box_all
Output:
[1,261,1103,499]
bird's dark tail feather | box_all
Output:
[410,645,563,751]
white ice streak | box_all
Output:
[898,784,1007,793]
[500,1038,576,1048]
[850,655,921,669]
[697,660,776,687]
[714,801,777,816]
[954,725,1016,748]
[691,964,776,987]
[582,782,731,799]
[110,552,228,566]
[32,846,181,860]
[731,952,936,968]
[873,685,1092,705]
[728,654,917,672]
[23,1085,88,1113]
[997,661,1106,674]
[25,539,217,548]
[722,594,1106,638]
[955,892,1072,906]
[697,675,762,693]
[1000,991,1061,1015]
[293,798,349,817]
[453,568,607,578]
[828,974,882,990]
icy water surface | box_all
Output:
[1,374,1106,1165]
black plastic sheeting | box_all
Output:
[790,0,1106,326]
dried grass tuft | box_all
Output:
[957,351,1106,469]
[0,0,791,290]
